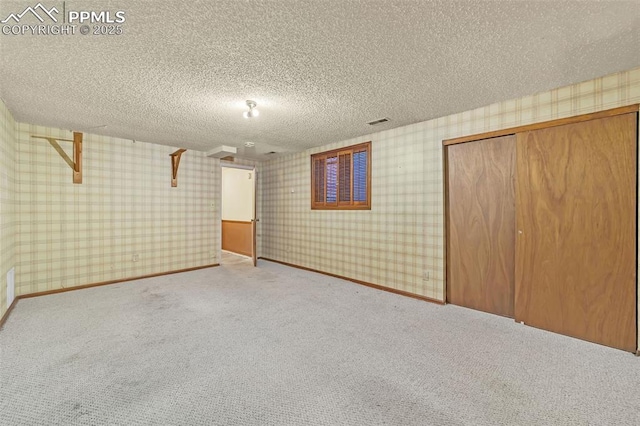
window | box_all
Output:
[311,142,371,210]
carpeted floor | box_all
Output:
[1,256,639,425]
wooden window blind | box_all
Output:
[311,142,371,210]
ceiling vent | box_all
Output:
[367,117,390,126]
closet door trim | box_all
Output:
[443,104,639,146]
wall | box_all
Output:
[222,167,255,221]
[0,99,17,319]
[260,67,640,342]
[15,125,220,295]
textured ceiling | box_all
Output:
[1,1,639,159]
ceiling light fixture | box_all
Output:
[243,100,259,118]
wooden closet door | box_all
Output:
[447,135,516,317]
[515,113,637,352]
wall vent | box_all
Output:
[367,117,390,126]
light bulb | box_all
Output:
[252,108,259,117]
[243,111,250,119]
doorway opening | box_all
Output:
[221,164,257,266]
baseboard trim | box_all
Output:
[260,257,445,305]
[17,264,220,300]
[0,297,19,330]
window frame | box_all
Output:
[311,141,371,210]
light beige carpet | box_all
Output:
[1,257,639,425]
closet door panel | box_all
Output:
[447,135,516,317]
[515,113,637,351]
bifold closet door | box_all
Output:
[515,113,637,352]
[447,135,516,318]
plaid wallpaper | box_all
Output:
[0,99,17,319]
[14,125,221,296]
[260,67,640,347]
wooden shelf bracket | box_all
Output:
[170,149,187,187]
[32,132,83,184]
